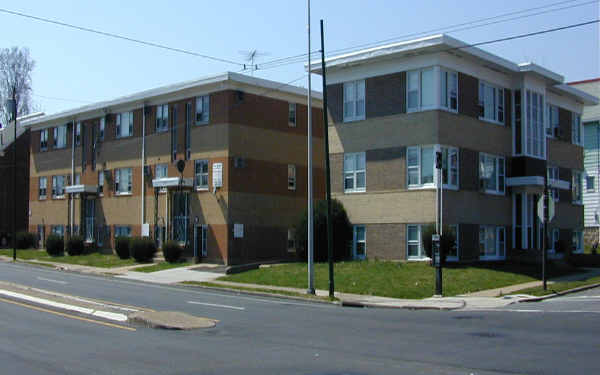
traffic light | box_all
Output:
[435,151,442,169]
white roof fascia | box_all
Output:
[20,72,322,130]
[553,84,599,106]
[518,62,564,84]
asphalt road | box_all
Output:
[0,261,599,375]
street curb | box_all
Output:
[341,299,467,311]
[518,282,600,302]
[177,282,342,306]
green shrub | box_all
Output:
[163,241,183,263]
[66,235,84,256]
[46,235,64,256]
[115,237,130,259]
[130,237,157,263]
[295,199,353,262]
[422,224,456,264]
[16,232,37,249]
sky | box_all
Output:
[0,0,598,115]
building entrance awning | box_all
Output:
[65,185,98,194]
[152,177,194,189]
[506,176,570,190]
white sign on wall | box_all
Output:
[142,223,150,237]
[213,162,223,188]
[234,223,244,238]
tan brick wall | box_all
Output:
[364,223,406,260]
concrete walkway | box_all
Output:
[461,267,600,297]
[117,266,223,284]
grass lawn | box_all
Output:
[219,261,574,299]
[0,248,138,268]
[514,275,600,296]
[135,261,191,273]
[184,281,337,302]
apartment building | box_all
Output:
[569,78,600,246]
[22,72,325,265]
[311,34,598,262]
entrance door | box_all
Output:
[172,192,189,245]
[84,199,95,242]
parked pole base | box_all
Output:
[306,288,315,295]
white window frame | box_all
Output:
[116,111,133,138]
[115,226,132,238]
[446,224,459,261]
[39,176,47,199]
[156,104,169,132]
[572,170,583,204]
[478,81,505,125]
[54,125,67,149]
[441,147,459,189]
[572,113,583,146]
[40,129,48,151]
[115,168,132,195]
[288,164,296,191]
[155,163,168,193]
[572,230,583,253]
[98,171,104,196]
[195,95,210,125]
[52,175,65,198]
[546,103,559,138]
[547,166,560,202]
[440,69,458,112]
[479,225,506,260]
[343,80,365,122]
[353,225,366,260]
[586,174,595,192]
[407,146,435,188]
[406,224,428,260]
[479,153,505,195]
[343,152,366,193]
[407,67,435,113]
[194,160,209,191]
[288,103,296,127]
[525,90,545,159]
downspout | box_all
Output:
[141,104,146,234]
[70,119,75,237]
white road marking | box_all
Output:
[187,301,245,311]
[36,277,67,285]
[464,308,600,314]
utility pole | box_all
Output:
[434,149,443,296]
[543,153,549,291]
[7,92,17,261]
[320,19,334,299]
[306,0,315,295]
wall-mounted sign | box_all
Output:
[213,162,223,188]
[142,223,150,237]
[234,223,244,238]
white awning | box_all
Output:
[152,177,194,188]
[506,176,570,190]
[65,185,98,194]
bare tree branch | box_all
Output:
[0,46,35,127]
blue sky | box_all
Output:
[0,0,598,115]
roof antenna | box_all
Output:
[239,49,269,76]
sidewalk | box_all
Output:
[117,265,224,284]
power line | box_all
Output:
[256,0,598,71]
[0,8,244,67]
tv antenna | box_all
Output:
[239,49,269,76]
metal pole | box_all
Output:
[306,0,315,295]
[9,93,17,261]
[543,141,549,290]
[70,119,75,238]
[320,19,334,299]
[141,105,146,232]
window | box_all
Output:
[343,80,365,122]
[75,122,81,146]
[479,81,504,124]
[195,95,210,125]
[287,229,296,252]
[572,170,582,204]
[200,225,208,256]
[39,177,47,199]
[547,166,559,202]
[446,225,459,261]
[99,118,105,141]
[572,230,583,253]
[442,147,459,189]
[353,225,366,260]
[51,225,64,237]
[587,175,595,191]
[116,111,133,138]
[185,102,192,160]
[479,225,505,259]
[572,113,582,146]
[156,164,168,179]
[407,146,457,188]
[440,69,458,111]
[479,153,505,194]
[115,168,132,195]
[115,226,131,238]
[156,104,169,132]
[194,160,209,190]
[40,129,48,151]
[171,107,177,161]
[546,104,559,137]
[98,171,104,195]
[53,125,67,149]
[344,152,366,193]
[407,224,426,259]
[288,103,296,126]
[407,68,434,112]
[525,90,545,158]
[550,228,559,251]
[51,176,65,198]
[288,164,296,190]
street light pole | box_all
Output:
[306,0,315,295]
[7,92,17,261]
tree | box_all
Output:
[294,199,353,262]
[0,47,35,127]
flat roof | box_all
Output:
[21,72,322,128]
[308,34,598,105]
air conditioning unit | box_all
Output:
[234,157,245,168]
